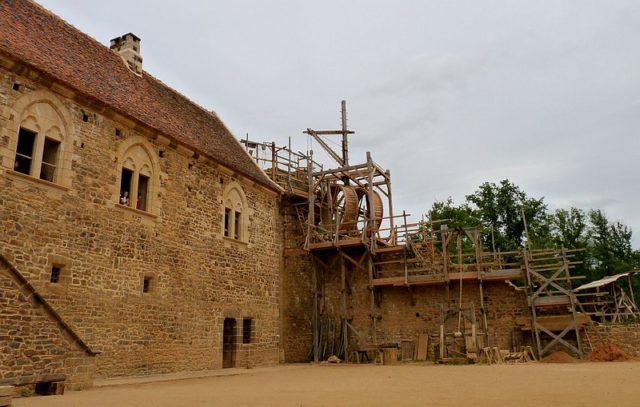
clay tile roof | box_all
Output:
[0,0,279,191]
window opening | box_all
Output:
[224,208,231,237]
[120,168,133,206]
[14,128,36,175]
[12,83,20,91]
[137,174,149,211]
[50,266,61,283]
[143,276,152,293]
[234,211,242,240]
[242,318,252,344]
[40,138,60,182]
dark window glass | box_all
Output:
[242,318,252,344]
[15,128,36,175]
[143,276,151,293]
[137,174,149,211]
[234,211,241,240]
[224,208,231,237]
[40,138,60,182]
[50,266,61,283]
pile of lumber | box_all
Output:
[480,346,536,364]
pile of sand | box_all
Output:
[540,351,579,363]
[587,343,631,362]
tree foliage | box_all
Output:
[429,179,639,285]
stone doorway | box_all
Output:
[222,318,236,368]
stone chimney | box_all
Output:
[110,33,143,75]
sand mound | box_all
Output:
[587,343,631,362]
[540,351,579,363]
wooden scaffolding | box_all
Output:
[243,101,592,362]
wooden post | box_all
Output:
[441,226,449,284]
[368,253,377,346]
[341,100,349,166]
[340,252,349,362]
[305,150,314,250]
[402,210,409,286]
[311,256,319,363]
[366,152,375,251]
[271,141,277,182]
[439,304,445,361]
[386,170,394,245]
[627,274,636,307]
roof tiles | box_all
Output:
[0,0,276,190]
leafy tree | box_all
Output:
[549,207,591,279]
[588,209,638,276]
[427,182,640,296]
[465,180,548,252]
[429,197,480,229]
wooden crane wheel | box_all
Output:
[320,185,359,233]
[356,188,384,236]
[320,184,383,236]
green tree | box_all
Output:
[550,207,590,279]
[465,180,548,252]
[588,209,638,277]
[429,197,480,229]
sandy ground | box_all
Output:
[13,362,640,407]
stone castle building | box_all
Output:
[0,0,283,389]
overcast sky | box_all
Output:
[38,0,640,246]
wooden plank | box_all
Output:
[516,313,591,331]
[416,334,428,361]
[308,237,364,251]
[372,275,445,287]
[382,348,399,365]
[375,245,405,254]
[533,295,571,307]
[401,341,415,361]
[283,248,307,257]
[480,269,525,280]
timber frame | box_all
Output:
[244,101,592,361]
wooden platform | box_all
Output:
[372,269,524,287]
[308,238,365,251]
[516,313,592,332]
[532,295,571,307]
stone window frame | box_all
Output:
[44,254,71,295]
[114,136,161,216]
[221,181,249,243]
[1,90,74,188]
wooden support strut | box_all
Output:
[311,256,319,363]
[340,252,349,362]
[367,253,377,346]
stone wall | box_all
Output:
[0,257,95,390]
[280,199,314,362]
[322,251,532,359]
[584,324,640,357]
[280,241,532,362]
[0,67,282,379]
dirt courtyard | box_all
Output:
[13,362,640,407]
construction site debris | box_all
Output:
[480,346,535,364]
[540,351,579,363]
[587,343,631,362]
